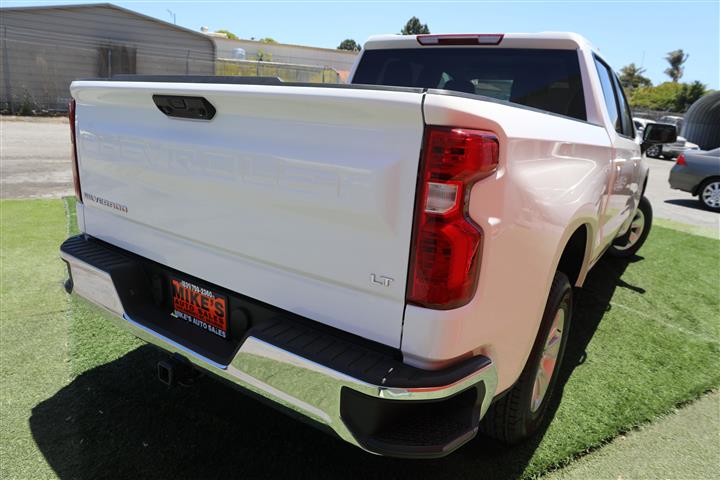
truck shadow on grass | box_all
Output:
[29,256,643,480]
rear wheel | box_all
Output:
[698,178,720,212]
[608,196,653,258]
[480,271,572,444]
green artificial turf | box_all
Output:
[1,198,718,479]
[0,200,70,479]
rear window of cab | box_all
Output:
[352,48,586,121]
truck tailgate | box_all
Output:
[71,81,425,347]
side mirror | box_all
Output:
[641,123,677,153]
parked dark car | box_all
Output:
[669,148,720,211]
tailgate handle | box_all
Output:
[152,95,216,120]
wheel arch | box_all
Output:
[555,221,594,288]
[516,219,594,387]
[693,175,720,197]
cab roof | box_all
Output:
[363,32,596,52]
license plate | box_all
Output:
[171,277,228,339]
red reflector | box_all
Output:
[408,127,499,309]
[676,153,686,166]
[417,34,504,46]
[68,99,82,203]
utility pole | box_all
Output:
[166,9,176,25]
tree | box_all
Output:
[664,49,689,82]
[618,63,652,90]
[255,50,272,61]
[258,37,277,44]
[337,39,361,51]
[215,29,238,40]
[630,82,682,111]
[674,81,707,112]
[629,81,707,112]
[400,16,430,35]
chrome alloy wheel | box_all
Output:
[701,181,720,209]
[530,308,564,413]
[613,208,646,251]
[645,144,661,158]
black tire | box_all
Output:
[607,196,653,258]
[698,177,720,212]
[480,272,572,444]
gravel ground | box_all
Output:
[0,117,73,199]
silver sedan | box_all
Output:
[669,148,720,211]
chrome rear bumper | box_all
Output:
[61,235,497,458]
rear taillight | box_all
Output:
[676,153,686,166]
[407,126,499,309]
[68,99,82,202]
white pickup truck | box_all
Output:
[61,33,677,458]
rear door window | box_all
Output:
[352,48,587,121]
[594,57,623,135]
[611,69,635,138]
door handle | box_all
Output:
[153,95,216,120]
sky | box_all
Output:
[4,0,720,88]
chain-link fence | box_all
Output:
[216,58,340,84]
[632,107,687,135]
[632,107,685,122]
[212,37,357,73]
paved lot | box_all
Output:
[0,117,73,199]
[643,156,719,233]
[1,117,718,232]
